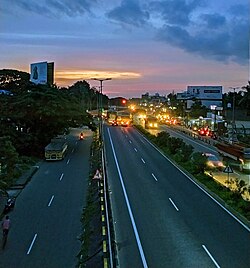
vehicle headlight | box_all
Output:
[207,161,214,167]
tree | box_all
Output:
[189,99,208,118]
[0,137,19,187]
[1,83,95,156]
[179,143,194,162]
[0,69,30,93]
[239,81,250,115]
[190,152,207,174]
[155,131,170,149]
[165,92,183,117]
[167,137,183,155]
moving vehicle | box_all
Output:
[215,142,250,172]
[45,137,68,161]
[107,111,118,125]
[79,133,84,140]
[145,116,158,129]
[117,115,131,127]
[3,198,15,214]
[111,120,118,126]
[198,127,212,136]
[203,153,224,170]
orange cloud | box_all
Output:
[56,70,141,85]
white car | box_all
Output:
[203,153,225,170]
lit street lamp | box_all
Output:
[91,78,112,138]
[91,78,112,116]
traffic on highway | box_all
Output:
[104,123,250,268]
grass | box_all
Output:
[78,131,103,267]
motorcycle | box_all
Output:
[79,133,84,140]
[3,197,15,214]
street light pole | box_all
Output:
[229,86,240,142]
[91,78,112,139]
[91,78,112,116]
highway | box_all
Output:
[149,124,219,155]
[0,128,92,268]
[148,124,250,186]
[104,124,250,268]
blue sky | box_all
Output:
[0,0,249,98]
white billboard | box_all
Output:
[30,62,48,84]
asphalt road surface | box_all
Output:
[0,128,92,268]
[104,124,250,268]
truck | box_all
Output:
[215,142,250,172]
[107,111,118,125]
[145,116,158,129]
[116,112,132,127]
[45,137,68,161]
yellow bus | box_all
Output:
[45,137,68,161]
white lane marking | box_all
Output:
[135,129,250,232]
[59,173,64,181]
[75,141,78,145]
[169,198,179,211]
[71,148,74,153]
[141,158,145,164]
[27,234,38,255]
[48,195,55,207]
[234,171,241,176]
[134,148,138,152]
[66,159,70,165]
[151,173,158,182]
[202,245,220,268]
[129,140,132,144]
[108,129,148,268]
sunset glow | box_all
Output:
[0,0,248,97]
[55,70,142,87]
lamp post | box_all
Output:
[91,78,112,116]
[91,78,112,139]
[229,87,240,143]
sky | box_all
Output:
[0,0,249,98]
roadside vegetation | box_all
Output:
[0,69,107,266]
[78,131,103,268]
[136,125,250,222]
[0,69,100,191]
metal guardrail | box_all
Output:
[101,148,114,268]
[172,125,217,146]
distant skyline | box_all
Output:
[0,0,249,98]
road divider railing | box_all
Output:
[173,125,216,146]
[78,131,115,268]
[100,148,114,268]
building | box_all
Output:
[177,86,223,109]
[141,92,167,107]
[30,61,54,85]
